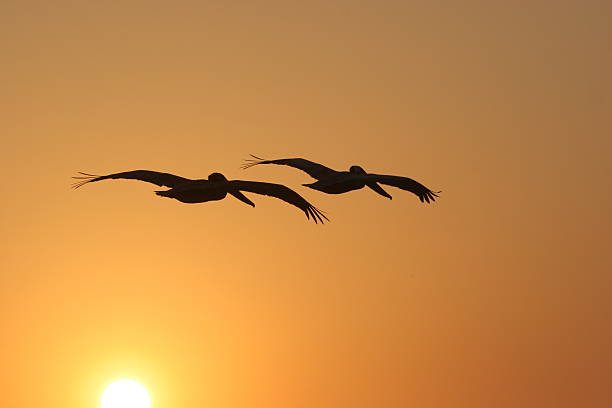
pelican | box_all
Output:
[72,170,328,223]
[242,155,440,203]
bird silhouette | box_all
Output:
[72,170,328,223]
[242,155,440,203]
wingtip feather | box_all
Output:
[71,172,101,189]
[241,154,269,170]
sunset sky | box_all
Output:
[2,1,611,407]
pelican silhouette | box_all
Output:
[72,170,328,223]
[242,155,440,203]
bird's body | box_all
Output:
[155,181,227,203]
[72,170,328,223]
[243,156,440,203]
[152,176,228,204]
[303,173,368,195]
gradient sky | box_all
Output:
[2,1,611,407]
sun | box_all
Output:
[101,379,151,408]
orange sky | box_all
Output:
[2,1,611,407]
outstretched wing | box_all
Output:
[241,155,338,180]
[72,170,192,189]
[230,180,329,224]
[370,174,440,203]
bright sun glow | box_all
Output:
[101,379,151,408]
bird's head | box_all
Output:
[208,172,228,182]
[349,165,367,174]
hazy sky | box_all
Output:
[2,1,611,407]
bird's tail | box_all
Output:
[155,190,173,198]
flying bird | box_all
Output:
[242,155,440,203]
[72,170,328,223]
